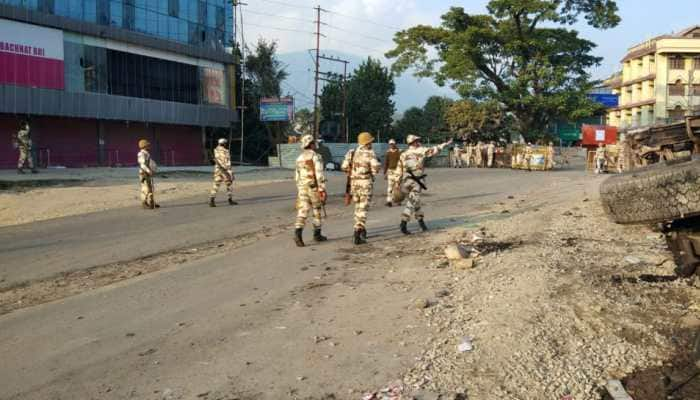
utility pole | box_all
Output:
[313,5,322,140]
[237,1,248,163]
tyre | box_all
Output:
[600,158,700,225]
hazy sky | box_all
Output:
[244,0,699,78]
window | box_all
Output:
[110,1,122,26]
[167,0,178,17]
[694,57,700,70]
[669,106,685,121]
[670,80,685,96]
[670,56,685,70]
[692,84,700,95]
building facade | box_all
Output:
[606,26,700,130]
[0,0,237,168]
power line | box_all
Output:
[324,9,402,32]
[245,9,315,24]
[323,23,390,43]
[244,21,316,35]
[325,36,387,54]
[256,0,312,10]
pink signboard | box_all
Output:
[0,19,65,90]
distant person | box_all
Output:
[209,138,237,207]
[293,135,327,247]
[486,141,496,168]
[595,143,607,174]
[524,143,534,171]
[545,142,555,170]
[137,139,159,209]
[474,141,483,167]
[14,121,37,174]
[316,139,334,169]
[383,139,402,207]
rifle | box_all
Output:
[305,158,327,217]
[344,149,355,206]
[407,170,427,190]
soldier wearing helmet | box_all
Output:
[293,134,328,247]
[137,139,159,209]
[383,138,402,207]
[341,132,381,245]
[395,134,452,234]
[209,138,237,207]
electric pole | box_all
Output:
[313,5,322,139]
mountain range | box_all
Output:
[277,51,457,116]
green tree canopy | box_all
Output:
[386,0,618,142]
[239,39,289,161]
[346,57,396,141]
[319,76,345,122]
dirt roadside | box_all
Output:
[0,169,293,227]
[349,180,699,399]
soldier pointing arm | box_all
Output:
[396,134,452,235]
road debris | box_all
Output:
[605,379,633,400]
[457,337,473,353]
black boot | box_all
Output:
[385,201,393,207]
[17,168,24,174]
[400,220,411,235]
[360,228,367,241]
[354,229,366,245]
[228,197,238,205]
[209,197,216,207]
[313,228,327,242]
[294,228,305,247]
[30,168,38,174]
[418,219,428,232]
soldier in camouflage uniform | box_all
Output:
[486,141,496,168]
[137,139,159,209]
[294,134,327,247]
[383,138,401,207]
[342,132,381,245]
[15,121,37,174]
[545,142,555,170]
[209,138,237,207]
[395,134,452,235]
[474,141,483,167]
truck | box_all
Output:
[600,116,700,276]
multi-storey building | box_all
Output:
[0,0,237,168]
[606,25,700,130]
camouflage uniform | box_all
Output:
[474,142,483,167]
[595,145,607,174]
[486,142,496,168]
[342,144,380,231]
[16,126,35,171]
[464,143,472,167]
[545,144,555,170]
[452,146,463,168]
[137,147,157,208]
[295,148,326,230]
[384,147,402,205]
[209,144,235,204]
[396,135,450,233]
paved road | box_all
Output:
[0,167,595,399]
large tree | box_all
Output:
[346,57,396,141]
[241,39,289,160]
[386,0,619,142]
